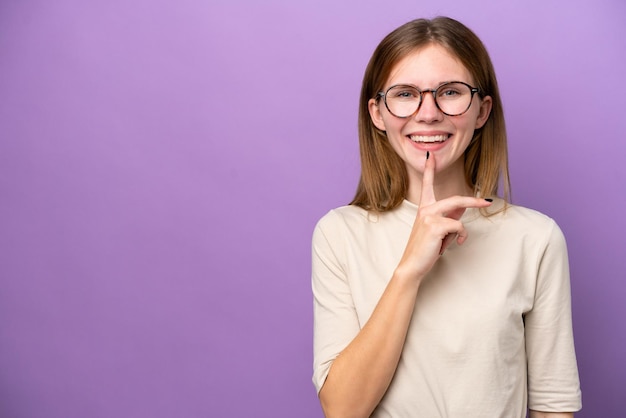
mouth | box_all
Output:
[408,134,450,143]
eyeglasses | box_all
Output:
[376,81,480,117]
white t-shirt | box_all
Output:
[312,199,581,417]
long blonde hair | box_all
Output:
[350,17,510,213]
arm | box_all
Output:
[525,222,581,413]
[318,268,421,418]
[529,411,574,418]
[314,154,492,418]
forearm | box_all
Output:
[319,271,420,418]
[529,411,574,418]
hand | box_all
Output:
[394,152,492,282]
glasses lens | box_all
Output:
[435,82,473,116]
[385,85,421,118]
[384,83,474,117]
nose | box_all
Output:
[414,90,443,122]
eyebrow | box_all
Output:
[388,80,468,89]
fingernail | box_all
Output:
[484,198,493,202]
[426,151,430,160]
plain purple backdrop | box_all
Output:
[1,0,624,417]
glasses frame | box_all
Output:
[376,81,480,118]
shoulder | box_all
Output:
[484,200,557,230]
[311,205,372,265]
[314,204,371,232]
[312,204,391,253]
[493,203,567,249]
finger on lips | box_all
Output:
[419,151,436,206]
[419,152,492,213]
[418,152,493,256]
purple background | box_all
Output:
[1,0,624,417]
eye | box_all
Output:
[439,87,461,97]
[389,86,419,100]
[394,90,416,98]
[437,82,471,100]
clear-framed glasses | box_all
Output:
[376,81,480,117]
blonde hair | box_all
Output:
[350,17,510,213]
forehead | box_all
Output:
[386,44,473,87]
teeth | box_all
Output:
[409,134,448,143]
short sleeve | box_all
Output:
[525,220,582,412]
[311,212,361,394]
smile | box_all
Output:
[408,134,449,143]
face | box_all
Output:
[368,44,492,185]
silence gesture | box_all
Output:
[394,152,493,282]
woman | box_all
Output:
[311,17,581,418]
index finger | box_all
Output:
[419,151,436,206]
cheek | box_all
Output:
[383,113,407,131]
[385,129,411,158]
[458,111,482,132]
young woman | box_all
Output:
[312,17,581,418]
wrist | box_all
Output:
[391,266,424,292]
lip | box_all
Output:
[406,131,452,151]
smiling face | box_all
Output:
[368,44,492,191]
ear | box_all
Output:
[475,95,492,129]
[368,98,387,131]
